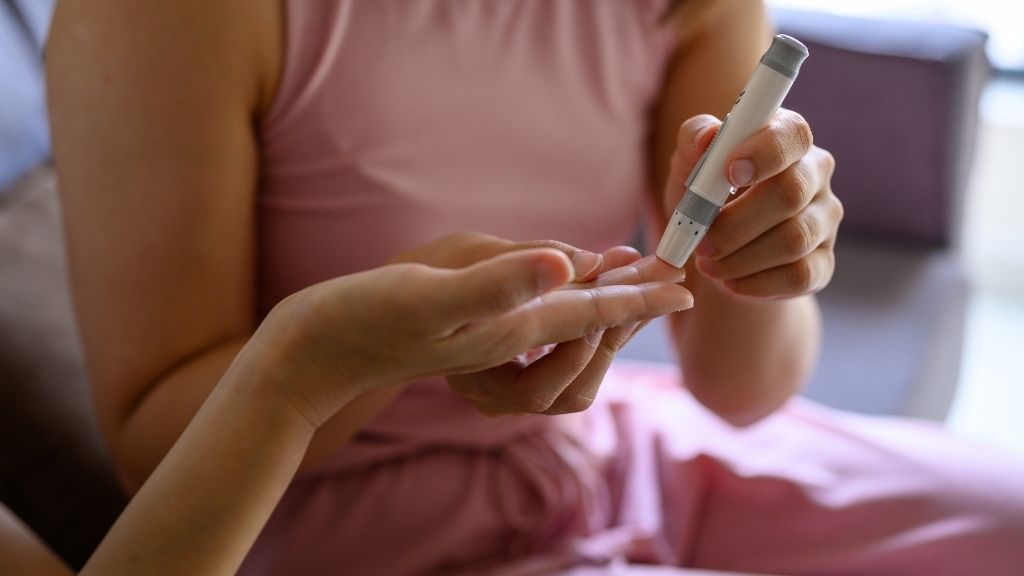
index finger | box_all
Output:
[582,255,686,289]
[507,281,693,351]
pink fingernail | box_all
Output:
[696,239,715,257]
[729,159,755,187]
[571,252,602,279]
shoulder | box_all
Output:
[665,0,767,46]
[48,0,282,117]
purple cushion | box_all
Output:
[775,9,989,247]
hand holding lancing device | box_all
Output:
[665,110,842,299]
[251,233,692,427]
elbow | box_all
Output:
[687,385,790,427]
[682,361,802,428]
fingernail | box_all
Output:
[729,159,755,187]
[571,252,602,280]
[696,238,715,257]
[586,329,606,346]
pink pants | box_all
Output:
[243,361,1024,575]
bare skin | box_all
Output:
[654,0,840,424]
[47,0,840,498]
[0,248,693,575]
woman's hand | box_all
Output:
[666,110,842,299]
[390,232,690,417]
[245,234,692,428]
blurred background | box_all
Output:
[767,0,1024,457]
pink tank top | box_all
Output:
[257,0,677,468]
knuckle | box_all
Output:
[821,251,837,288]
[601,326,635,354]
[777,110,813,152]
[783,258,815,292]
[783,216,818,257]
[776,169,811,213]
[550,394,596,415]
[766,126,791,167]
[829,194,845,224]
[819,148,837,178]
[519,393,557,414]
[581,288,609,330]
[792,113,814,151]
[386,266,434,316]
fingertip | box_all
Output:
[571,251,603,282]
[679,114,721,150]
[672,283,696,310]
[641,281,694,314]
[637,254,687,283]
[533,249,575,292]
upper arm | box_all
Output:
[649,0,771,350]
[47,0,281,450]
[653,0,772,208]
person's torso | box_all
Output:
[256,0,677,462]
[257,0,676,314]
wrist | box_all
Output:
[230,291,365,430]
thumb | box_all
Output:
[664,114,721,215]
[444,248,574,322]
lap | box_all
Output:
[595,361,1024,575]
[244,361,1024,575]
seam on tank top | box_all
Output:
[261,0,352,140]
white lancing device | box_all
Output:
[656,34,809,268]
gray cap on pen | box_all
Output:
[760,34,809,79]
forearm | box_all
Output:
[673,275,821,424]
[81,346,320,576]
[116,336,402,492]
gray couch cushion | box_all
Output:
[804,240,967,420]
[0,166,125,568]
